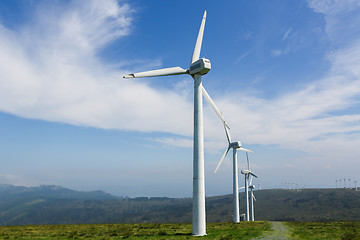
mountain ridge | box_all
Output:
[0,184,359,226]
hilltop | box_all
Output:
[0,184,359,225]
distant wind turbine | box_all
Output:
[123,11,210,236]
[212,118,252,222]
[249,183,256,221]
[202,86,253,223]
[241,152,257,221]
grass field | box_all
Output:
[0,222,271,239]
[288,222,360,240]
[1,221,360,239]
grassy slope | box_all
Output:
[287,222,360,240]
[0,222,271,239]
[1,221,360,239]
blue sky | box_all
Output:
[1,0,360,197]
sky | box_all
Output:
[0,0,360,197]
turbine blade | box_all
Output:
[239,186,245,190]
[214,146,230,174]
[224,123,232,144]
[191,11,207,64]
[250,172,258,178]
[201,86,230,129]
[123,67,188,78]
[249,176,253,186]
[246,152,250,170]
[253,193,256,201]
[239,147,253,153]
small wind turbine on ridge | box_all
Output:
[204,90,252,223]
[241,152,257,221]
[202,85,252,223]
[248,183,256,221]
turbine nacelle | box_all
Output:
[229,141,242,149]
[189,58,211,75]
[241,170,257,178]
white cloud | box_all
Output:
[0,0,360,172]
[282,28,292,41]
[235,51,251,63]
[0,0,193,135]
[0,174,40,186]
[307,0,360,45]
[271,49,283,56]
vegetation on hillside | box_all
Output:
[288,222,360,240]
[1,184,360,226]
[0,222,271,239]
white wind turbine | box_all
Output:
[202,81,252,223]
[213,116,252,223]
[248,184,256,221]
[241,152,257,221]
[123,11,210,236]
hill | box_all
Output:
[0,184,359,225]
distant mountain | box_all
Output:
[0,184,118,201]
[0,185,359,226]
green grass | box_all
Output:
[0,222,271,239]
[2,221,360,239]
[287,222,360,240]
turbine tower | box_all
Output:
[248,184,256,221]
[123,11,209,236]
[241,152,257,221]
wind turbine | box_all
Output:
[248,184,256,221]
[241,152,257,221]
[355,180,358,191]
[202,85,252,223]
[123,11,209,236]
[212,112,252,223]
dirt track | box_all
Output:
[254,222,293,240]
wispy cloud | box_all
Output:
[271,49,283,56]
[0,0,360,171]
[238,31,254,40]
[235,51,251,63]
[282,28,292,41]
[0,0,193,135]
[0,174,40,186]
